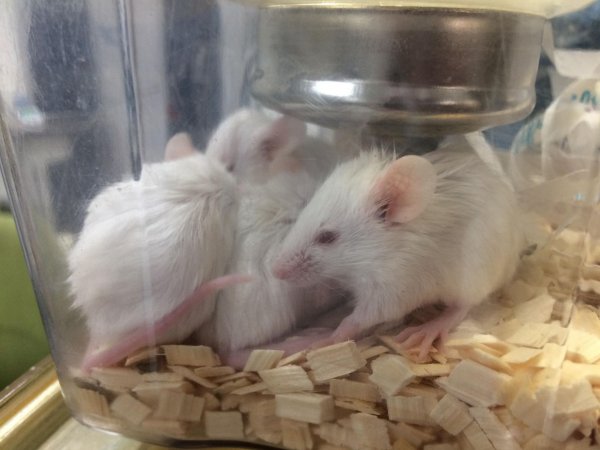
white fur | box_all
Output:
[196,111,355,352]
[198,168,341,353]
[68,153,238,350]
[205,108,350,185]
[273,149,524,335]
[205,108,302,184]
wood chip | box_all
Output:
[409,363,453,377]
[277,351,308,367]
[203,392,220,411]
[141,372,183,382]
[461,421,495,450]
[275,393,335,424]
[459,347,513,374]
[566,329,600,363]
[220,394,242,411]
[561,360,600,386]
[315,422,356,448]
[91,367,142,391]
[110,394,152,425]
[469,406,520,450]
[214,378,252,395]
[153,390,204,422]
[378,335,411,355]
[570,306,600,337]
[501,347,543,365]
[260,365,314,394]
[318,445,352,450]
[231,381,268,396]
[168,365,217,388]
[429,394,473,435]
[504,323,569,348]
[550,380,600,416]
[244,349,285,372]
[204,411,244,439]
[334,398,381,415]
[578,279,600,295]
[73,388,110,417]
[443,360,511,407]
[430,352,449,365]
[329,379,381,403]
[369,355,416,397]
[536,343,567,369]
[423,444,459,450]
[193,366,235,378]
[400,384,445,400]
[212,371,256,384]
[392,437,418,450]
[124,347,163,366]
[514,293,556,324]
[248,399,281,443]
[445,333,511,354]
[281,418,314,450]
[387,421,436,448]
[162,345,219,367]
[350,413,391,450]
[307,342,367,383]
[140,418,188,437]
[509,388,581,442]
[490,319,526,341]
[522,434,563,450]
[360,345,390,360]
[132,381,194,406]
[387,395,437,426]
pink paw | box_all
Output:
[395,322,449,362]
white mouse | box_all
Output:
[197,169,343,360]
[68,135,240,370]
[205,108,306,184]
[205,108,351,185]
[272,149,524,360]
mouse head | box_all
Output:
[206,109,307,184]
[272,153,436,286]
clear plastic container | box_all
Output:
[1,0,600,448]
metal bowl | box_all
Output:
[251,6,546,136]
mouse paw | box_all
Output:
[395,305,468,362]
[395,322,447,362]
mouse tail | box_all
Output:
[81,273,252,373]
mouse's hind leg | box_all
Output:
[395,304,469,362]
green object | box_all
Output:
[0,211,49,388]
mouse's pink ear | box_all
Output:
[371,155,436,224]
[255,115,307,162]
[164,132,197,161]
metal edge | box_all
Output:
[0,356,70,450]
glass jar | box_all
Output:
[1,0,599,448]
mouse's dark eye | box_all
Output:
[314,230,339,245]
[226,163,235,172]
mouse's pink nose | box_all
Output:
[272,262,291,280]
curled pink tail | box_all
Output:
[82,273,252,373]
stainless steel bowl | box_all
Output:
[251,6,546,136]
